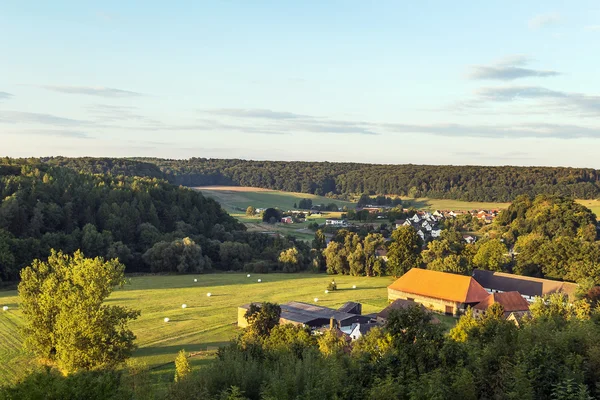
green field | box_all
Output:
[576,199,600,219]
[0,273,397,386]
[194,186,355,214]
[401,197,510,211]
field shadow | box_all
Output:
[122,273,325,292]
[403,198,433,209]
[136,341,229,358]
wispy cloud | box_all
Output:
[39,85,144,97]
[382,122,600,139]
[475,86,600,115]
[0,91,13,100]
[2,129,91,139]
[0,110,88,126]
[529,12,561,29]
[86,104,160,124]
[467,55,560,81]
[584,25,600,32]
[204,108,312,120]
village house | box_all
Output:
[325,218,348,227]
[237,301,372,330]
[348,322,378,341]
[472,269,579,302]
[387,268,489,315]
[472,291,530,319]
[280,216,293,224]
[463,235,476,244]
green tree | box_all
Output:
[174,350,191,382]
[473,239,510,271]
[19,250,140,373]
[245,206,256,216]
[262,208,282,223]
[244,302,281,338]
[386,226,421,277]
[278,247,302,272]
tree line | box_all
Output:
[0,161,311,280]
[31,156,600,202]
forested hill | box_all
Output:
[142,158,600,202]
[29,157,600,202]
[0,161,243,280]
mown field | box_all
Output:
[194,186,355,213]
[195,186,600,221]
[0,273,397,386]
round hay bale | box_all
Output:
[247,274,251,278]
[207,293,212,297]
[352,285,357,289]
[182,304,187,309]
[194,278,198,282]
[2,306,8,311]
[324,290,329,294]
[257,279,262,283]
[314,298,319,302]
[164,317,170,323]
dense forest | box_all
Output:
[35,157,600,202]
[0,161,312,281]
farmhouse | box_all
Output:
[388,268,489,315]
[280,216,293,224]
[472,269,579,302]
[325,218,348,226]
[237,301,371,329]
[472,291,530,319]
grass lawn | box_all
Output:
[576,199,600,219]
[193,186,355,214]
[401,197,511,211]
[0,273,400,386]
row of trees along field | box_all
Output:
[0,161,312,281]
[6,287,600,399]
[315,195,600,285]
[29,156,600,202]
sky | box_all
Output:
[1,1,600,167]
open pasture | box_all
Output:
[193,186,355,213]
[0,273,393,386]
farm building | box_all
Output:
[280,216,293,224]
[472,291,530,319]
[387,268,489,315]
[472,269,579,302]
[237,301,372,329]
[325,218,348,226]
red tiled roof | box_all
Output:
[388,268,489,303]
[473,291,530,312]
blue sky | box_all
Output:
[1,1,600,167]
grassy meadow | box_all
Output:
[194,186,355,214]
[0,273,397,386]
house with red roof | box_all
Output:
[387,268,489,316]
[473,291,530,319]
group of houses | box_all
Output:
[238,268,580,342]
[395,211,443,242]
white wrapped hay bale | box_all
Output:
[207,292,212,297]
[182,304,187,309]
[164,317,170,323]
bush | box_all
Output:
[327,280,337,291]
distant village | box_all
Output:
[239,268,579,342]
